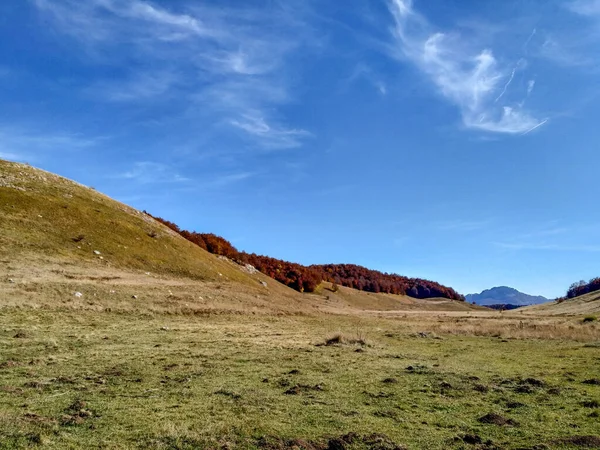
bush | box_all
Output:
[582,316,597,323]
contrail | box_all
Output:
[523,28,537,53]
[495,67,517,103]
[522,118,548,135]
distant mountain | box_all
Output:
[466,286,548,307]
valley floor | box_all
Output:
[1,308,599,449]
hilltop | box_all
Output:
[466,286,548,307]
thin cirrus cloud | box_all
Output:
[32,0,312,150]
[386,0,548,134]
[116,161,256,189]
[567,0,600,16]
[0,127,101,162]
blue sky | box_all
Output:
[1,0,599,298]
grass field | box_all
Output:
[1,309,600,450]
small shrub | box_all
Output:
[322,332,368,347]
[583,316,597,323]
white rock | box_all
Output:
[74,292,83,298]
[93,250,101,255]
[132,295,138,299]
[260,281,268,287]
[160,326,169,331]
[145,272,151,276]
[8,279,15,283]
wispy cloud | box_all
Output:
[0,151,24,162]
[568,0,600,16]
[344,64,387,95]
[386,0,547,134]
[87,72,178,102]
[494,242,600,252]
[230,112,311,150]
[493,222,600,253]
[115,162,189,184]
[32,0,312,150]
[0,127,101,162]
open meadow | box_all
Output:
[1,306,600,450]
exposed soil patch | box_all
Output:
[60,399,95,426]
[23,412,57,425]
[257,432,406,450]
[461,434,482,445]
[405,365,430,374]
[283,384,324,395]
[214,389,241,400]
[382,377,398,384]
[552,436,600,448]
[505,401,526,409]
[478,413,519,426]
[473,384,489,393]
[581,400,599,408]
[582,379,600,385]
[0,360,20,368]
[364,391,394,399]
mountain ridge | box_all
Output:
[466,286,548,306]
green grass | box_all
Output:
[0,160,251,284]
[1,310,599,449]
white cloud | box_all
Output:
[568,0,600,16]
[494,242,600,252]
[32,0,312,149]
[229,112,310,150]
[0,127,100,161]
[87,71,178,102]
[116,162,188,184]
[387,0,547,134]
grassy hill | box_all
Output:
[521,290,600,316]
[0,159,474,314]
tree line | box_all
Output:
[147,212,463,301]
[567,277,600,299]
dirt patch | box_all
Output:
[473,384,489,393]
[0,360,20,368]
[505,401,526,409]
[582,379,600,385]
[405,365,430,374]
[581,400,599,408]
[214,389,241,400]
[552,436,600,448]
[283,384,324,395]
[60,399,95,426]
[382,378,398,384]
[461,434,482,445]
[23,412,57,425]
[478,413,518,426]
[257,433,406,450]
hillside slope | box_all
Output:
[0,160,317,313]
[0,159,477,314]
[520,291,600,316]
